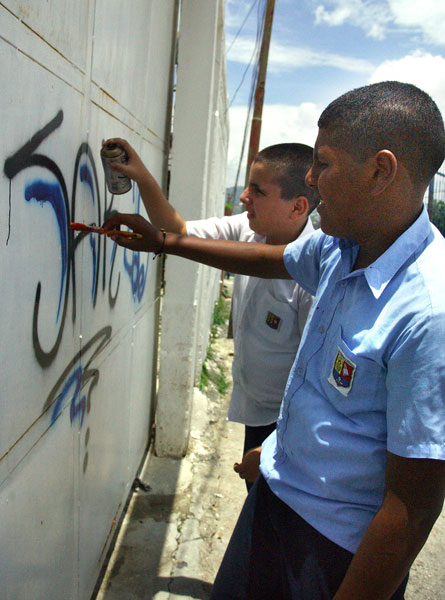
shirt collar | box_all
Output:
[338,206,432,299]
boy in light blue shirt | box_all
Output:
[105,81,445,600]
[262,204,444,556]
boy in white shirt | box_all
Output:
[104,139,318,489]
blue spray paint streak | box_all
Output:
[124,248,148,303]
[51,365,86,428]
[25,180,67,322]
[79,164,98,302]
[122,186,148,303]
[79,163,95,202]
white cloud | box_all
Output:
[389,0,445,46]
[226,103,320,187]
[312,0,445,46]
[314,0,392,40]
[224,0,253,29]
[228,36,374,74]
[368,51,445,116]
[226,51,445,187]
[270,40,374,73]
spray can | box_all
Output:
[100,143,132,195]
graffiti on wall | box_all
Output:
[3,110,150,471]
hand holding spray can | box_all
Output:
[100,142,132,195]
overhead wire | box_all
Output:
[227,0,261,109]
[226,0,259,56]
[230,0,267,200]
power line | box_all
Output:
[244,0,275,184]
[227,0,263,109]
[226,0,259,56]
[228,46,258,109]
[230,0,267,198]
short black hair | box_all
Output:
[253,143,319,213]
[318,81,445,185]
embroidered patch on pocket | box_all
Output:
[265,311,282,330]
[328,347,356,396]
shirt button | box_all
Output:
[319,325,325,333]
[297,367,303,376]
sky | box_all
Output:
[224,0,445,190]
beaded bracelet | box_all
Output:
[153,228,166,259]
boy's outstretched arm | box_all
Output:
[103,137,187,234]
[103,212,291,279]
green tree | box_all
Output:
[431,199,445,236]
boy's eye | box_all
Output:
[315,159,327,169]
[250,186,265,195]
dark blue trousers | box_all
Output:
[211,475,409,600]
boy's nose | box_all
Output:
[240,187,250,204]
[305,168,316,189]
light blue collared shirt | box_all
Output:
[260,206,445,553]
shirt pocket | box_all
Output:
[319,327,386,418]
[249,288,298,349]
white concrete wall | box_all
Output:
[195,10,230,382]
[0,1,229,599]
[155,0,229,457]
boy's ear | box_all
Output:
[371,150,397,195]
[290,195,309,220]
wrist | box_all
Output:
[133,169,150,188]
[153,229,166,259]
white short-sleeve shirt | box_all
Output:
[186,212,314,426]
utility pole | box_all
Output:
[227,0,275,341]
[244,0,276,186]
